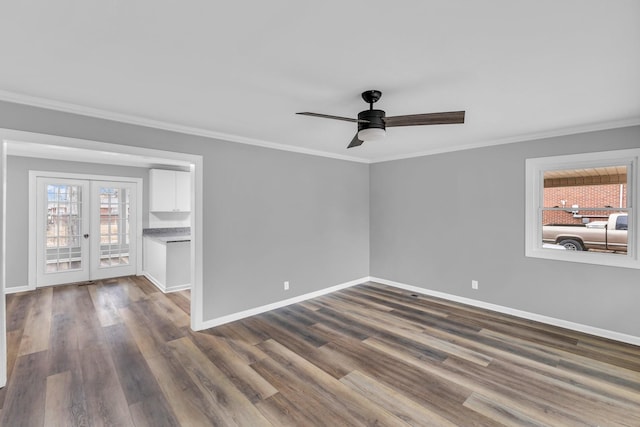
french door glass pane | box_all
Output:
[46,184,83,273]
[99,186,130,267]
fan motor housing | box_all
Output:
[357,109,386,131]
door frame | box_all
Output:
[29,172,143,288]
[0,128,205,388]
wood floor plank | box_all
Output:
[74,286,107,351]
[203,323,270,365]
[0,329,23,409]
[79,343,134,427]
[168,337,273,426]
[145,352,230,426]
[1,351,49,427]
[165,290,190,315]
[189,330,278,403]
[254,392,320,427]
[48,311,80,375]
[256,338,415,426]
[121,276,150,303]
[149,291,190,328]
[241,313,325,358]
[486,358,640,426]
[103,322,169,406]
[87,283,122,327]
[128,394,180,427]
[44,370,90,427]
[341,370,459,427]
[442,356,621,426]
[99,278,138,309]
[130,297,186,343]
[463,392,549,427]
[5,290,35,332]
[119,306,165,359]
[251,351,373,426]
[18,287,53,356]
[128,274,161,295]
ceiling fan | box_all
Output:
[297,90,465,148]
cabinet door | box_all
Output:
[174,171,191,212]
[149,169,176,212]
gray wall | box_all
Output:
[5,156,150,289]
[0,100,370,320]
[2,99,638,338]
[371,125,640,337]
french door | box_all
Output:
[35,177,137,287]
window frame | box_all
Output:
[525,148,640,269]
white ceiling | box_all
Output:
[1,1,639,163]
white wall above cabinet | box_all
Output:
[149,169,191,212]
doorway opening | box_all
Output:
[0,129,205,381]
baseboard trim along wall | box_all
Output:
[198,277,369,330]
[370,276,640,347]
[200,275,639,346]
[6,273,639,346]
[4,284,32,294]
[143,272,191,294]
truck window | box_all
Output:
[616,215,628,230]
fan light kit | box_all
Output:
[358,127,386,141]
[297,89,465,149]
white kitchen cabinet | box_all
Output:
[149,169,191,212]
[143,236,191,292]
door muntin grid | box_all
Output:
[98,186,131,267]
[45,184,83,273]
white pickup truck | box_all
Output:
[542,213,628,252]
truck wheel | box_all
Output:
[558,239,584,251]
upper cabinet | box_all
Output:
[149,169,191,212]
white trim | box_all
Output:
[196,274,640,346]
[197,277,367,330]
[142,272,190,294]
[374,118,640,163]
[525,148,640,269]
[2,89,638,165]
[370,276,640,347]
[165,284,191,293]
[4,285,31,294]
[0,89,367,164]
[0,140,7,387]
[189,161,204,330]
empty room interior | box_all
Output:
[0,1,639,426]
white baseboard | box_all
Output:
[370,276,640,347]
[4,284,33,294]
[165,284,191,293]
[142,272,190,294]
[195,276,368,331]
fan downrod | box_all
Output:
[361,90,382,108]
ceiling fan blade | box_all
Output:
[384,111,465,127]
[296,112,369,123]
[347,133,364,148]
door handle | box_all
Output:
[84,234,90,239]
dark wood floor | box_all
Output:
[1,277,639,426]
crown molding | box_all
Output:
[1,89,638,165]
[0,89,370,164]
[373,117,640,163]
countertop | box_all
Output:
[143,227,191,244]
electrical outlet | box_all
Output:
[471,280,479,290]
[284,281,289,291]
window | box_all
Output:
[525,148,640,269]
